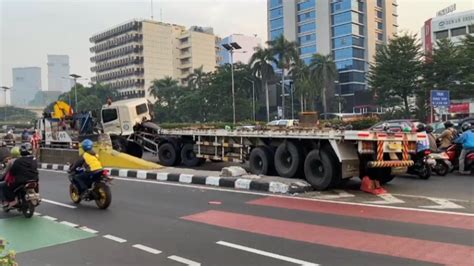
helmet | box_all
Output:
[10,147,20,158]
[444,121,454,128]
[416,123,426,133]
[20,143,32,156]
[461,122,472,132]
[82,139,93,151]
[426,125,434,133]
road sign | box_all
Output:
[431,90,450,108]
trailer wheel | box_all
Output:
[249,147,274,175]
[181,143,204,167]
[158,142,179,166]
[274,142,303,178]
[304,149,335,190]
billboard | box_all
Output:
[431,90,450,108]
[424,19,433,55]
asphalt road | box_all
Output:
[2,170,473,266]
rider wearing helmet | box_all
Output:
[438,121,457,150]
[69,139,103,197]
[0,145,38,205]
[454,123,474,175]
[416,123,430,153]
[426,125,437,152]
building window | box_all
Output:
[270,28,284,40]
[331,0,354,13]
[298,11,315,22]
[270,7,283,19]
[377,11,383,19]
[339,72,366,83]
[298,22,316,33]
[469,25,474,33]
[300,45,317,55]
[270,17,284,29]
[299,33,316,45]
[270,0,282,8]
[377,22,383,30]
[303,57,312,65]
[434,30,449,40]
[341,83,366,94]
[377,33,383,41]
[336,59,365,71]
[297,0,315,11]
[451,27,466,37]
[377,0,383,7]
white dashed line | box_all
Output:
[79,226,99,234]
[132,244,162,255]
[42,199,77,209]
[168,255,201,266]
[217,241,319,266]
[103,234,127,243]
[42,215,58,221]
[59,221,79,227]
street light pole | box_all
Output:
[222,42,242,125]
[1,86,10,122]
[244,78,256,121]
[335,80,341,114]
[290,82,294,120]
[70,74,81,111]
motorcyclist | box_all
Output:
[438,121,457,150]
[426,125,437,152]
[454,122,474,175]
[69,139,103,198]
[0,147,20,205]
[416,123,430,152]
[0,144,38,206]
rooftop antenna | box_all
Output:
[151,0,154,20]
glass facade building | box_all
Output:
[267,0,398,110]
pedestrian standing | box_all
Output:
[31,129,42,161]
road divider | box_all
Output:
[38,163,311,194]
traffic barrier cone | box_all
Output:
[373,180,387,195]
[360,176,388,195]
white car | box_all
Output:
[267,119,298,127]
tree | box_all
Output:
[187,66,208,90]
[149,77,184,122]
[368,33,423,117]
[289,59,314,112]
[249,47,277,122]
[267,35,298,119]
[309,53,337,116]
[457,34,474,96]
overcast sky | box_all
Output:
[1,0,473,89]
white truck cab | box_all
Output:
[101,98,152,136]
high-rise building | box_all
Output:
[11,67,42,107]
[47,55,72,92]
[421,9,474,55]
[90,19,220,100]
[267,0,398,110]
[219,34,262,65]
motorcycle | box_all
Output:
[429,151,453,176]
[444,143,474,173]
[68,168,112,209]
[407,149,436,179]
[2,181,41,218]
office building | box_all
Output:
[219,34,262,65]
[422,9,474,55]
[11,67,42,107]
[267,0,398,110]
[90,19,220,100]
[47,54,72,92]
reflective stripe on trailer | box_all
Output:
[367,160,414,168]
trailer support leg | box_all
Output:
[360,176,387,195]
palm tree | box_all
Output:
[187,66,207,90]
[289,59,313,112]
[309,53,338,118]
[267,35,298,118]
[249,47,277,122]
[148,76,179,100]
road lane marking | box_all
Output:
[313,189,355,200]
[132,244,162,254]
[167,255,201,266]
[217,241,319,266]
[34,212,41,216]
[59,221,78,227]
[42,199,77,209]
[392,193,470,202]
[79,226,99,234]
[421,198,465,209]
[364,193,405,205]
[103,234,127,243]
[42,215,58,221]
[39,169,474,216]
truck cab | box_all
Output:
[101,98,152,136]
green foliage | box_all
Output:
[310,53,338,114]
[0,106,37,122]
[457,34,474,96]
[0,239,18,266]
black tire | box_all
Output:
[94,183,112,210]
[434,162,449,176]
[274,142,304,178]
[22,202,35,218]
[249,147,274,175]
[418,164,431,179]
[304,149,335,190]
[181,143,204,167]
[69,184,82,204]
[158,142,179,166]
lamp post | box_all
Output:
[222,42,242,124]
[70,74,82,111]
[1,86,10,121]
[335,80,341,114]
[244,78,256,121]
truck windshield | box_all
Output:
[136,103,148,115]
[102,108,118,123]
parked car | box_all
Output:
[267,119,298,127]
[369,119,420,132]
[430,120,459,135]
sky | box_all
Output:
[1,0,473,90]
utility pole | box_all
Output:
[1,86,10,122]
[222,42,242,124]
[70,74,81,111]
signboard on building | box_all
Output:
[431,90,450,108]
[449,103,469,114]
[436,4,456,17]
[433,12,474,31]
[424,19,433,55]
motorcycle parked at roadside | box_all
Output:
[2,181,41,218]
[407,149,436,179]
[68,167,112,209]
